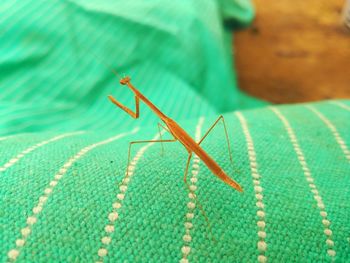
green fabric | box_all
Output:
[0,0,263,137]
[1,100,350,262]
[1,1,350,262]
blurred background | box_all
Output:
[234,0,350,103]
[0,0,349,136]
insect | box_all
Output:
[108,76,243,192]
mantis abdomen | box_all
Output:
[165,119,243,192]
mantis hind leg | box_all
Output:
[183,152,217,243]
[125,137,177,176]
[157,122,174,156]
[198,115,233,164]
[183,152,193,184]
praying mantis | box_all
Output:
[108,76,243,192]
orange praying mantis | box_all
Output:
[108,76,243,192]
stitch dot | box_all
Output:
[191,170,198,176]
[17,153,24,158]
[258,241,267,251]
[324,229,332,236]
[250,164,257,171]
[252,172,259,179]
[254,186,263,193]
[189,185,197,191]
[327,249,336,257]
[306,177,313,182]
[49,180,58,187]
[180,259,189,263]
[27,216,37,225]
[304,171,311,177]
[39,196,48,203]
[0,167,6,172]
[253,179,260,186]
[63,161,73,168]
[317,202,325,209]
[322,219,330,227]
[4,163,13,168]
[117,194,125,200]
[188,193,195,199]
[186,213,194,219]
[257,221,265,228]
[98,248,108,257]
[44,188,53,195]
[75,152,83,157]
[112,202,121,209]
[249,156,256,162]
[258,231,266,239]
[311,189,318,195]
[101,236,111,245]
[33,206,42,214]
[16,239,25,247]
[185,222,193,229]
[309,183,316,189]
[314,195,322,202]
[9,159,18,164]
[299,160,307,166]
[181,246,191,255]
[258,255,267,263]
[187,202,195,209]
[105,225,115,233]
[55,174,63,180]
[8,249,19,260]
[190,177,198,183]
[183,234,192,242]
[119,185,127,192]
[257,211,265,218]
[123,177,130,184]
[326,239,334,246]
[59,168,67,174]
[256,194,263,200]
[256,201,264,209]
[21,227,31,237]
[108,212,119,222]
[320,211,327,217]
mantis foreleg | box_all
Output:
[125,138,177,178]
[108,95,140,119]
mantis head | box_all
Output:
[120,76,131,85]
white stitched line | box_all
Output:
[236,112,267,263]
[0,136,9,141]
[307,105,350,162]
[95,130,163,263]
[0,131,85,173]
[270,107,336,258]
[180,117,204,263]
[6,127,139,262]
[329,101,350,111]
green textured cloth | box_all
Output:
[0,0,262,136]
[1,101,350,262]
[1,1,350,263]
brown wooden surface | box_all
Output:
[234,0,350,104]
